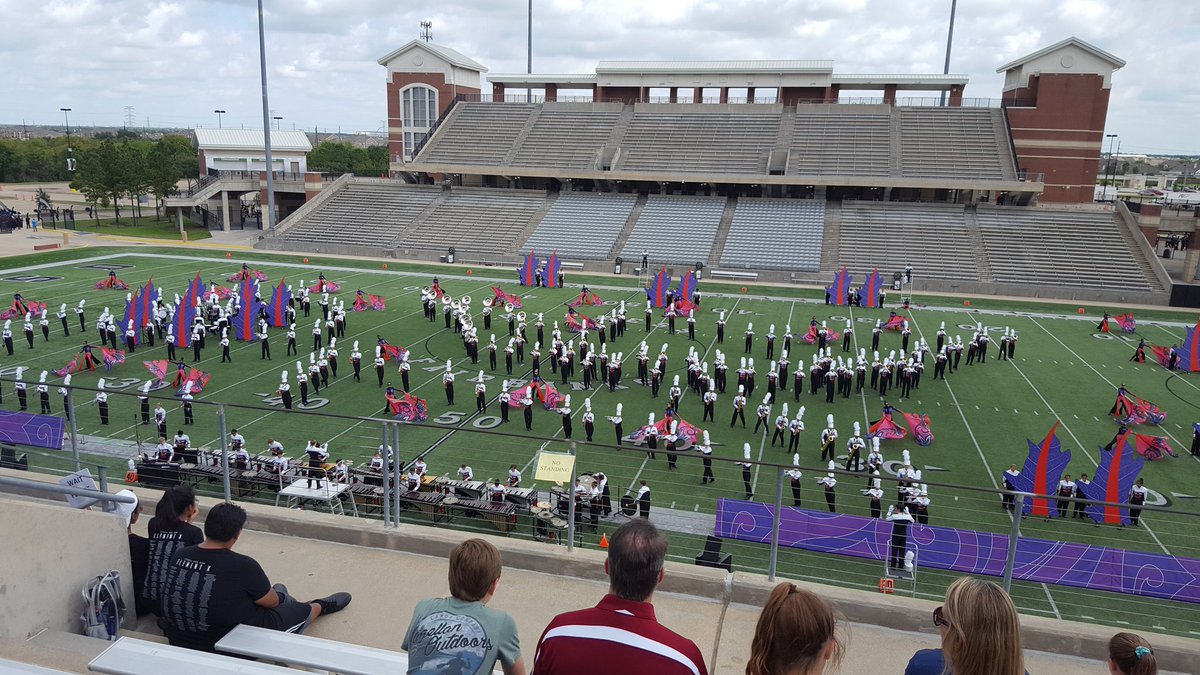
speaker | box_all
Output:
[694,535,732,572]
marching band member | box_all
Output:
[286,322,297,355]
[716,310,726,344]
[498,380,511,423]
[57,374,72,416]
[740,444,754,500]
[304,440,330,489]
[522,392,534,431]
[374,347,385,387]
[308,354,322,394]
[13,367,28,410]
[2,319,12,355]
[780,453,801,506]
[443,359,455,405]
[582,399,595,441]
[609,403,623,445]
[668,374,682,411]
[915,485,930,524]
[864,478,884,518]
[636,480,651,518]
[154,402,167,436]
[23,312,34,349]
[744,322,754,355]
[817,462,837,512]
[508,464,521,488]
[277,371,292,410]
[788,406,806,453]
[139,381,152,424]
[702,380,717,422]
[457,463,473,482]
[317,349,330,387]
[181,381,195,424]
[473,371,488,413]
[753,393,772,434]
[820,415,838,463]
[846,422,865,472]
[765,324,776,360]
[94,377,108,424]
[730,385,747,428]
[39,309,50,342]
[37,371,50,414]
[643,412,657,459]
[219,329,231,362]
[296,362,309,406]
[697,431,715,484]
[75,299,87,332]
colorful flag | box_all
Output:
[827,268,852,306]
[519,251,538,286]
[1079,431,1144,525]
[545,252,562,288]
[1009,422,1073,518]
[268,277,292,327]
[861,269,883,308]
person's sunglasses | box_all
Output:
[933,606,949,628]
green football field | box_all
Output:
[2,246,1199,638]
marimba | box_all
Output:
[397,490,447,522]
[505,487,537,508]
[431,477,486,500]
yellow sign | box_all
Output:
[535,451,576,483]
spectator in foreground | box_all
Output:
[1107,632,1156,675]
[113,489,151,617]
[904,577,1025,675]
[531,518,707,675]
[158,502,351,652]
[141,485,203,616]
[746,582,842,675]
[402,538,525,675]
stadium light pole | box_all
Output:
[939,0,957,107]
[1103,133,1118,201]
[213,109,226,128]
[526,0,532,103]
[257,0,277,232]
[60,108,75,173]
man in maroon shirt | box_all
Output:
[531,519,708,675]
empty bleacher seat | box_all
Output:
[975,207,1161,292]
[837,201,981,282]
[520,192,636,260]
[417,103,537,166]
[510,110,620,170]
[719,198,825,271]
[789,106,891,177]
[276,180,440,250]
[405,188,545,253]
[898,107,1014,180]
[620,195,725,265]
[619,110,780,174]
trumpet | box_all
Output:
[505,302,514,314]
[516,311,527,323]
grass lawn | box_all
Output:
[56,217,212,241]
[2,248,1199,638]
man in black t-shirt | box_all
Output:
[159,503,352,653]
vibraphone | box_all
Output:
[429,477,486,500]
[505,487,537,508]
[442,496,519,534]
[396,490,447,522]
[349,484,385,514]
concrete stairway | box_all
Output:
[608,193,648,259]
[888,109,904,177]
[707,196,739,266]
[606,105,636,171]
[502,105,543,166]
[962,205,996,282]
[818,200,842,273]
[992,109,1019,179]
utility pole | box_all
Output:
[526,0,533,103]
[257,0,276,231]
[123,105,136,129]
[420,20,432,43]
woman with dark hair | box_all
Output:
[746,582,842,675]
[1107,632,1156,675]
[141,485,202,615]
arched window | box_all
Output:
[401,85,438,160]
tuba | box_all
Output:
[516,311,527,323]
[442,294,453,306]
[461,295,472,308]
[482,297,494,308]
[505,302,514,314]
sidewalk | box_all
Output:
[0,228,259,258]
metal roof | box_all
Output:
[488,74,598,85]
[596,60,834,74]
[996,36,1125,73]
[376,40,488,72]
[194,129,312,152]
[833,73,969,88]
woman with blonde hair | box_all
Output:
[746,582,842,675]
[907,577,1025,675]
[1107,632,1156,675]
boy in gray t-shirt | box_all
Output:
[402,539,525,675]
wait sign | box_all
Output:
[534,451,576,484]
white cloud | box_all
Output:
[0,0,1196,153]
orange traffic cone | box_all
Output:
[598,533,609,549]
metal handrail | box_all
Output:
[0,474,135,504]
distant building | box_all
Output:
[194,129,313,175]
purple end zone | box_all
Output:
[715,498,1200,604]
[0,410,66,450]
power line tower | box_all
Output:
[420,20,433,42]
[123,106,136,128]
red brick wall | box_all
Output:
[198,149,207,176]
[1005,73,1111,203]
[781,87,829,105]
[385,71,479,162]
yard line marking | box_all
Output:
[1041,584,1062,620]
[749,426,769,497]
[902,312,998,489]
[988,313,1172,555]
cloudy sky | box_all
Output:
[3,0,1197,155]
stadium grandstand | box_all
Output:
[259,36,1174,305]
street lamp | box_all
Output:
[1103,133,1118,201]
[213,109,226,128]
[60,108,75,173]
